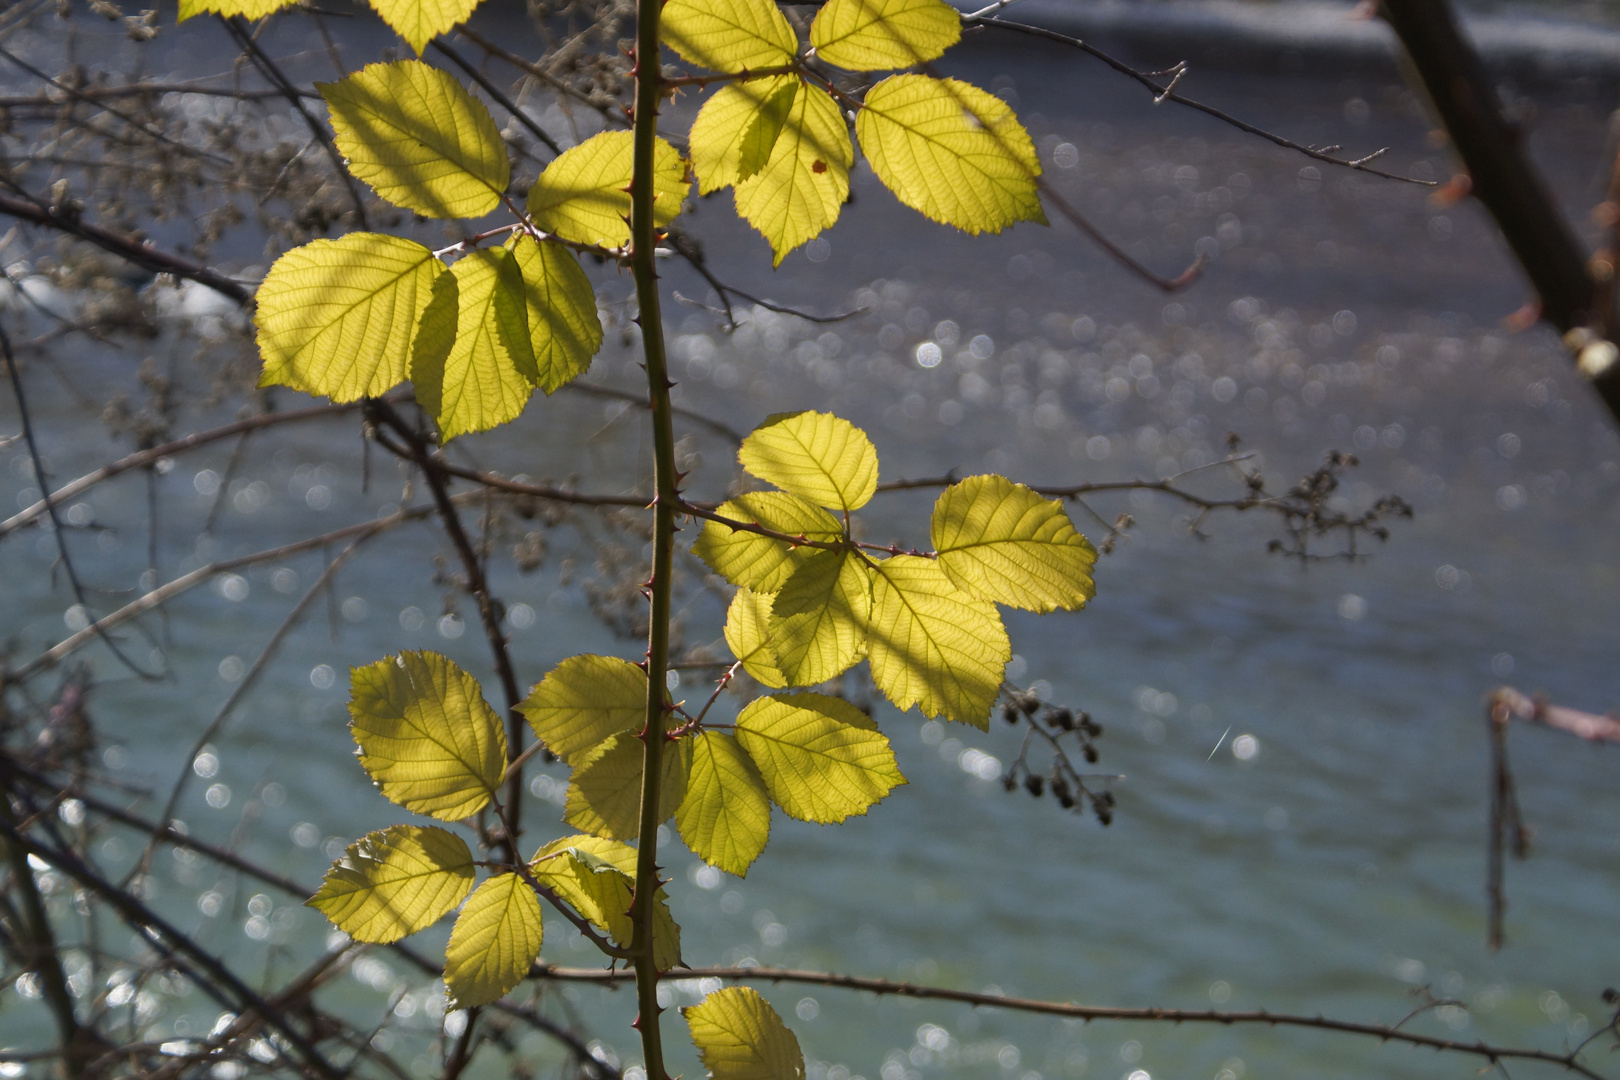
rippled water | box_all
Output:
[2,8,1620,1080]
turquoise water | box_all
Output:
[1,8,1619,1079]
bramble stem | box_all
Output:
[627,0,677,1074]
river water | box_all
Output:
[1,5,1619,1079]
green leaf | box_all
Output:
[735,692,904,823]
[320,59,508,218]
[768,549,871,687]
[527,131,690,248]
[931,474,1097,611]
[413,248,534,440]
[443,873,543,1009]
[564,733,691,840]
[178,0,295,19]
[307,825,474,943]
[855,74,1045,235]
[739,411,878,512]
[690,77,800,195]
[677,731,772,876]
[685,987,806,1080]
[531,836,683,971]
[724,588,788,689]
[518,655,647,766]
[809,0,960,72]
[867,555,1009,728]
[505,234,602,393]
[664,0,797,73]
[367,0,482,56]
[348,650,507,822]
[255,233,449,401]
[733,83,853,266]
[692,491,843,593]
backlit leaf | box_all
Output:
[367,0,482,56]
[733,82,853,266]
[867,555,1009,728]
[527,131,689,248]
[931,474,1097,611]
[505,234,602,393]
[809,0,960,71]
[855,74,1044,235]
[739,411,878,512]
[736,692,903,823]
[768,549,871,687]
[692,491,842,593]
[664,0,797,73]
[178,0,294,19]
[518,655,647,765]
[255,233,449,401]
[690,76,799,195]
[677,731,772,875]
[564,733,691,840]
[724,588,788,689]
[443,873,542,1009]
[413,248,534,440]
[321,59,508,218]
[685,986,806,1080]
[308,825,474,943]
[531,836,683,970]
[348,650,506,821]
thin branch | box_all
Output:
[966,15,1433,186]
[4,497,473,684]
[0,819,341,1080]
[219,15,370,230]
[530,964,1612,1080]
[2,325,160,682]
[1039,181,1206,292]
[0,399,379,537]
[368,400,526,856]
[0,188,251,303]
[564,380,745,444]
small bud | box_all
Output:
[1024,774,1044,797]
[1002,704,1020,725]
[1082,744,1099,764]
[1001,774,1017,793]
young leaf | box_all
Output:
[443,872,543,1009]
[320,59,509,219]
[677,731,772,876]
[932,474,1097,611]
[690,76,799,195]
[505,234,603,393]
[733,83,853,266]
[348,650,507,821]
[564,733,691,840]
[518,654,647,765]
[307,825,474,943]
[178,0,294,19]
[413,248,534,440]
[664,0,797,73]
[256,233,449,401]
[855,74,1045,235]
[739,411,878,512]
[867,555,1010,728]
[367,0,482,57]
[768,549,871,687]
[724,588,789,689]
[735,692,904,823]
[685,986,806,1080]
[691,491,843,593]
[530,836,684,970]
[527,131,690,248]
[809,0,961,72]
